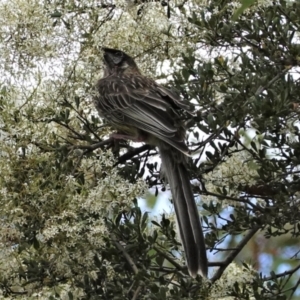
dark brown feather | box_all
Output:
[94,48,208,277]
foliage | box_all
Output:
[0,0,299,299]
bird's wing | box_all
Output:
[96,75,192,151]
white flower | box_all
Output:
[208,263,255,298]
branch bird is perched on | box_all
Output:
[94,48,208,277]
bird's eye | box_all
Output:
[115,51,123,57]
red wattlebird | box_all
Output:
[94,48,208,277]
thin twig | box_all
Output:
[200,190,260,211]
[288,276,300,300]
[254,66,292,97]
[132,286,142,300]
[263,263,300,281]
[114,144,153,166]
[70,139,112,151]
[211,225,260,282]
[111,236,143,300]
[112,237,139,275]
[153,246,184,270]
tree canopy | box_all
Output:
[0,0,299,299]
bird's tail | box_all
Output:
[159,145,208,278]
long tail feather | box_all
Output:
[159,145,208,277]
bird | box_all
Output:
[94,47,208,277]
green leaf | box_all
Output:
[50,11,62,18]
[182,68,190,81]
[232,0,256,21]
[74,96,80,108]
[151,220,161,227]
[251,141,257,152]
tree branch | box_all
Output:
[211,225,260,282]
[263,263,300,281]
[114,144,153,166]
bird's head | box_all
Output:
[102,48,140,75]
